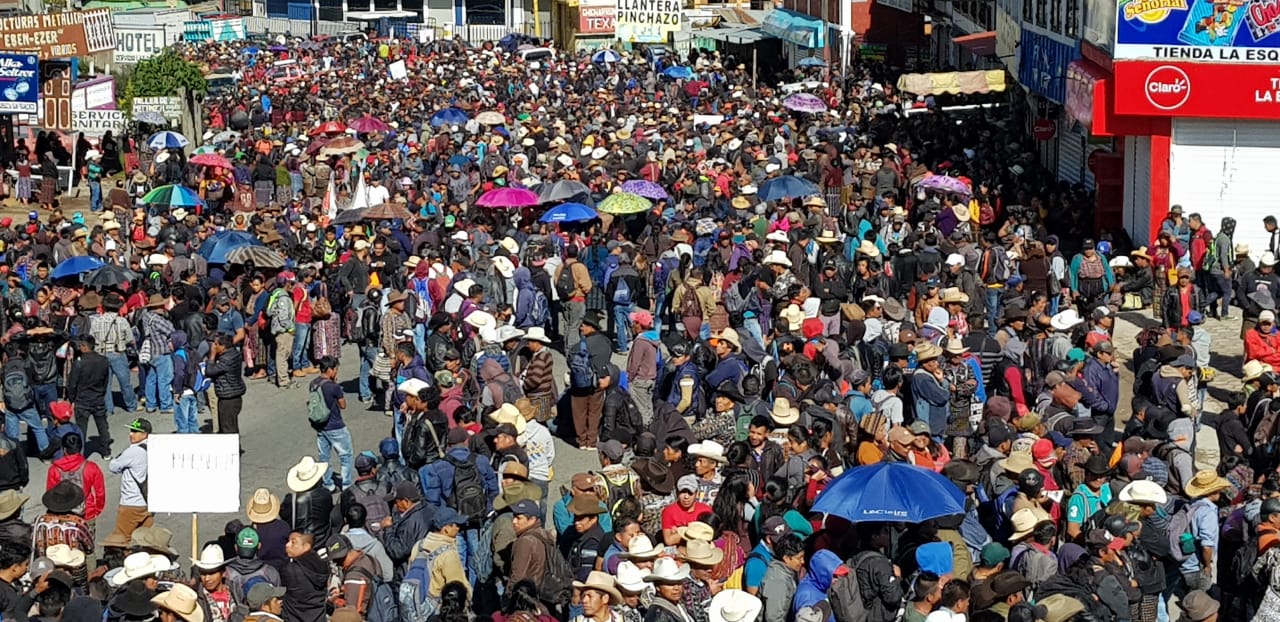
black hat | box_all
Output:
[889,343,911,360]
[1083,455,1112,476]
[583,310,605,331]
[42,480,85,514]
[108,583,156,619]
[713,380,746,403]
[632,458,675,495]
[428,312,453,331]
[386,481,423,503]
[1069,418,1105,436]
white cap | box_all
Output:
[1263,310,1277,323]
[945,253,964,267]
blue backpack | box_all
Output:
[398,543,455,621]
[612,278,633,305]
[569,341,598,390]
[529,289,550,326]
[366,580,400,622]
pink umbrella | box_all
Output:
[476,187,540,208]
[190,153,233,169]
[311,120,347,136]
[347,116,390,133]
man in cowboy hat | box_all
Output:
[152,583,205,622]
[108,418,153,544]
[567,494,608,575]
[575,571,624,622]
[137,293,178,412]
[32,481,92,560]
[281,457,334,545]
[0,490,29,547]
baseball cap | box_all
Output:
[321,535,352,561]
[761,515,792,538]
[1044,370,1068,388]
[909,420,931,436]
[677,474,699,493]
[432,507,466,530]
[980,542,1011,567]
[129,418,152,434]
[386,481,422,502]
[236,527,260,550]
[510,499,541,517]
[246,583,287,609]
[355,453,378,475]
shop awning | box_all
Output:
[895,70,1006,96]
[702,27,771,44]
[953,31,997,56]
[761,8,826,48]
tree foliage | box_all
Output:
[121,50,207,115]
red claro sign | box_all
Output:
[1033,119,1056,140]
[1115,61,1280,120]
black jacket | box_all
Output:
[280,486,333,544]
[0,437,27,493]
[382,501,436,576]
[68,352,109,412]
[281,550,329,622]
[206,348,246,399]
[0,515,30,548]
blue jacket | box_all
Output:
[1080,357,1120,416]
[420,447,499,510]
[793,549,841,618]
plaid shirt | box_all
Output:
[1062,442,1096,492]
[139,309,174,356]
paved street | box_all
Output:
[10,308,1248,558]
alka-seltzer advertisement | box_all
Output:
[1116,0,1280,62]
[0,53,37,114]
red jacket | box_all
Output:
[1245,327,1280,370]
[46,454,106,521]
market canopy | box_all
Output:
[895,70,1006,96]
[761,8,824,48]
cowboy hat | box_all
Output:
[155,151,171,163]
[1236,243,1251,257]
[152,584,205,622]
[815,229,840,244]
[712,328,742,351]
[632,458,675,495]
[1245,360,1274,382]
[146,293,168,308]
[0,490,28,520]
[1050,309,1084,331]
[940,288,969,304]
[763,250,792,267]
[689,440,728,464]
[524,326,551,344]
[1118,479,1168,505]
[568,494,606,516]
[766,230,790,244]
[386,290,409,305]
[246,488,282,523]
[453,278,477,296]
[574,570,624,603]
[1109,256,1132,268]
[881,298,906,322]
[493,324,526,343]
[772,397,800,425]
[464,310,495,330]
[172,208,189,221]
[492,256,515,278]
[856,240,881,258]
[132,526,179,556]
[616,561,649,593]
[731,196,751,210]
[676,520,715,542]
[1009,507,1051,540]
[915,342,943,362]
[1184,470,1232,498]
[999,451,1035,475]
[489,403,527,436]
[645,557,693,583]
[944,338,969,355]
[109,552,172,586]
[42,481,84,514]
[710,590,763,622]
[779,305,805,331]
[682,539,726,566]
[621,534,662,560]
[514,397,538,422]
[952,203,971,222]
[191,544,229,571]
[46,543,86,568]
[286,456,327,493]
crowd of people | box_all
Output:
[0,24,1278,622]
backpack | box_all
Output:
[1165,501,1203,563]
[3,365,32,412]
[308,380,333,425]
[828,562,869,622]
[985,247,1012,284]
[722,281,747,314]
[555,264,577,301]
[365,579,400,622]
[226,563,276,621]
[193,362,212,393]
[59,462,88,515]
[724,550,766,590]
[348,480,391,537]
[491,373,524,405]
[447,454,488,521]
[398,542,454,621]
[348,304,380,345]
[536,535,574,604]
[612,277,633,305]
[594,465,640,513]
[680,287,702,319]
[569,341,598,390]
[528,289,550,327]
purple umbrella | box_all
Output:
[620,180,669,200]
[476,187,541,208]
[918,175,972,198]
[347,116,390,133]
[783,93,828,113]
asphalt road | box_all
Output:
[16,342,598,558]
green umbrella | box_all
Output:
[597,192,652,215]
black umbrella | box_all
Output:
[536,180,592,205]
[333,207,368,225]
[82,265,139,290]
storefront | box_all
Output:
[1102,0,1280,251]
[761,8,826,68]
[1016,28,1081,185]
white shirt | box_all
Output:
[366,183,390,206]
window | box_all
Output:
[1023,0,1033,22]
[1065,0,1080,36]
[1035,0,1047,27]
[1049,0,1061,32]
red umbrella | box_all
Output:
[306,137,331,156]
[683,80,709,97]
[190,153,233,169]
[348,116,389,133]
[310,120,347,136]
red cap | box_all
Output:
[0,218,12,227]
[1032,438,1054,462]
[802,318,824,340]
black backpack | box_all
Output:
[447,454,487,521]
[2,364,32,412]
[555,264,577,301]
[536,535,574,604]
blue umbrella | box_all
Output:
[592,49,622,63]
[798,56,827,67]
[811,462,966,524]
[539,202,598,224]
[429,108,470,128]
[51,256,105,280]
[757,175,820,202]
[198,231,264,264]
[147,131,189,150]
[662,66,694,79]
[447,154,472,166]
